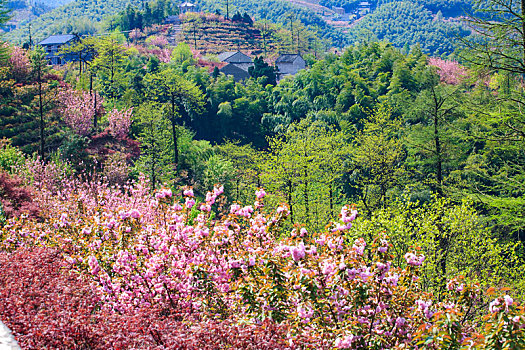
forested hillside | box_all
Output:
[2,0,525,348]
[348,1,470,55]
[4,0,348,48]
[5,0,143,44]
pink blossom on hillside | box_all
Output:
[428,57,468,85]
[58,88,104,136]
[107,108,133,139]
[8,46,30,81]
[146,35,169,48]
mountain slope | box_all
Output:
[5,0,142,44]
[193,0,348,46]
[347,1,470,55]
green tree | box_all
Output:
[134,102,172,189]
[248,56,277,86]
[458,1,525,237]
[350,105,405,214]
[91,35,129,104]
[350,197,525,300]
[461,0,525,76]
[170,42,196,67]
[0,0,10,61]
[404,83,464,198]
[144,68,205,165]
[262,119,349,230]
[30,46,59,160]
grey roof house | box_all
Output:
[217,51,254,82]
[38,34,79,65]
[219,63,251,82]
[217,51,252,64]
[275,54,306,79]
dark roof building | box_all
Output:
[275,54,306,79]
[217,51,253,64]
[38,34,79,65]
[38,34,76,46]
[219,63,251,82]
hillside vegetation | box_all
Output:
[5,0,142,44]
[193,0,348,46]
[176,13,326,57]
[2,0,525,348]
[347,1,470,55]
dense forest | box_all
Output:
[2,0,525,348]
[347,1,471,55]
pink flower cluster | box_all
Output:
[404,252,425,266]
[428,57,468,85]
[58,88,104,136]
[2,177,525,348]
[8,46,30,81]
[107,108,133,139]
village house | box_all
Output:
[217,51,254,82]
[219,63,251,82]
[332,7,345,15]
[358,1,371,16]
[217,51,253,70]
[275,54,306,79]
[38,34,79,65]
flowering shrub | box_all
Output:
[0,247,294,349]
[107,108,133,139]
[102,151,131,186]
[58,88,104,136]
[146,35,169,48]
[133,44,173,63]
[0,172,39,220]
[428,57,468,85]
[7,46,30,82]
[1,177,525,348]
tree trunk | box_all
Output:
[39,80,45,160]
[432,88,443,196]
[287,178,294,223]
[171,98,179,165]
[329,183,333,218]
[522,0,525,74]
[303,166,309,223]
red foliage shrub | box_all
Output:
[0,248,295,349]
[0,172,39,219]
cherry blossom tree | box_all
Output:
[8,46,30,82]
[58,88,104,136]
[428,57,468,85]
[107,108,133,139]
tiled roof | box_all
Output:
[275,54,301,63]
[38,34,76,45]
[217,51,237,62]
